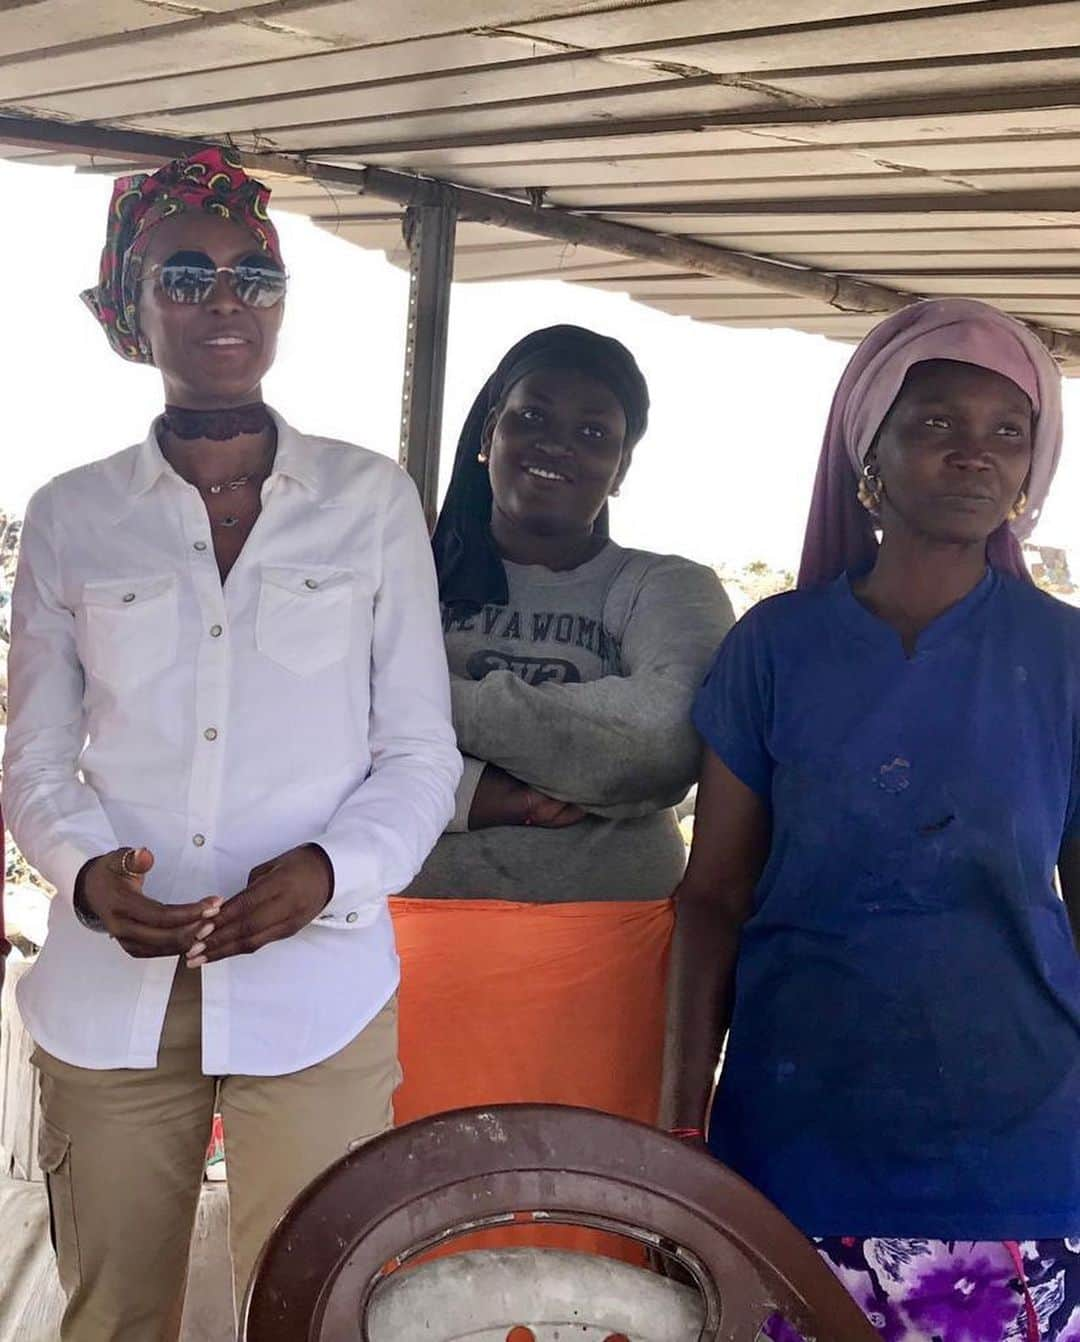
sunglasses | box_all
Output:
[146,249,287,309]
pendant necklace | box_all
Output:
[157,406,276,532]
[198,471,268,529]
[205,474,251,528]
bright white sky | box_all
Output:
[1,157,1076,573]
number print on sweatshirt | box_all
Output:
[465,650,581,685]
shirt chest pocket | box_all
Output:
[256,564,357,676]
[78,574,179,691]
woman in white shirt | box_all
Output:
[2,147,460,1340]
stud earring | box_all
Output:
[1008,490,1028,522]
[477,452,489,465]
[857,461,883,513]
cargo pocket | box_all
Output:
[39,1118,82,1297]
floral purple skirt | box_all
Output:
[767,1239,1080,1342]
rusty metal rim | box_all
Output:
[240,1104,879,1342]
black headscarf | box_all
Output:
[432,324,650,615]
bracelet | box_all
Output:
[669,1126,704,1140]
[73,859,108,934]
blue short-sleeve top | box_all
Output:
[692,571,1080,1239]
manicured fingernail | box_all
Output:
[195,923,215,940]
[187,955,207,968]
[188,941,206,958]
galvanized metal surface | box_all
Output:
[366,1248,705,1341]
[2,1,1080,361]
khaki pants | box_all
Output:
[33,965,400,1342]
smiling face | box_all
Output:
[484,366,629,540]
[872,358,1034,547]
[136,212,283,407]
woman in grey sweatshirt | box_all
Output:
[390,327,733,1203]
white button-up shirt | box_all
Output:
[3,412,461,1075]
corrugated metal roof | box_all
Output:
[3,0,1080,361]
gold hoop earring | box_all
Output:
[857,461,883,514]
[1008,490,1028,521]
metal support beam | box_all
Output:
[355,166,912,316]
[398,201,456,530]
[344,165,1080,361]
[2,114,1080,361]
[8,85,1080,164]
[591,190,1080,217]
[0,116,201,161]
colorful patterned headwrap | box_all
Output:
[81,146,283,364]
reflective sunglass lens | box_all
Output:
[155,251,286,307]
[158,251,217,305]
[232,261,287,308]
[160,265,217,304]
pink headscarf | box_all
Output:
[797,298,1063,588]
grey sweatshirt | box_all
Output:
[404,542,734,903]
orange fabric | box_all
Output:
[389,896,673,1261]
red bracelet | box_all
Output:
[669,1126,705,1140]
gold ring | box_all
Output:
[119,847,138,878]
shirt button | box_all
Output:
[304,578,319,590]
[192,833,206,847]
[193,541,208,552]
[345,911,359,924]
[122,592,136,603]
[203,727,218,741]
[210,624,223,638]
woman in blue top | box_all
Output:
[668,299,1080,1342]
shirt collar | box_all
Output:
[266,409,319,495]
[834,567,998,655]
[126,407,319,499]
[127,424,171,498]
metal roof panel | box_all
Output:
[3,0,1080,364]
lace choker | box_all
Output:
[161,403,272,442]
